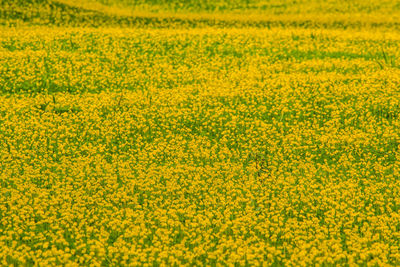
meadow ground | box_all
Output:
[1,0,400,266]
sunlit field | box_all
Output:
[1,0,400,266]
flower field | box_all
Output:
[1,0,400,266]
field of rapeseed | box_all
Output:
[1,0,400,266]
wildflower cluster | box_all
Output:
[1,0,400,266]
[1,0,400,28]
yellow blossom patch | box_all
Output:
[1,0,400,266]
